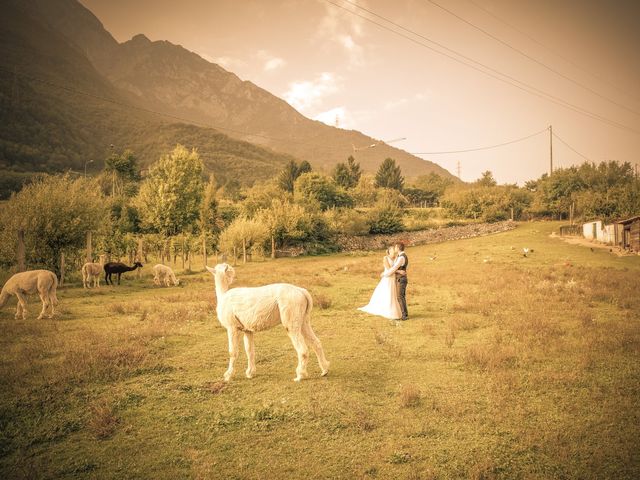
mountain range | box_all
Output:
[0,0,454,197]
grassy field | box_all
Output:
[1,222,639,479]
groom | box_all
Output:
[385,242,409,320]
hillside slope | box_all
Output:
[0,1,296,196]
[21,0,455,180]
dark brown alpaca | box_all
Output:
[104,261,143,285]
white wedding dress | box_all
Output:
[358,256,402,320]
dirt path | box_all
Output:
[549,232,631,256]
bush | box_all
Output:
[324,208,369,236]
[367,199,404,234]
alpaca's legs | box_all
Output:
[223,328,240,382]
[14,297,22,319]
[287,331,309,382]
[15,292,27,319]
[302,322,330,376]
[37,292,49,320]
[47,294,55,317]
[243,332,256,378]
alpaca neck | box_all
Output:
[214,274,229,300]
[0,290,8,309]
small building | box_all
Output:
[618,216,640,253]
[601,223,617,244]
[583,220,601,240]
[581,220,619,245]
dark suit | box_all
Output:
[395,253,408,320]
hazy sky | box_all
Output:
[81,0,640,184]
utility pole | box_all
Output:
[456,161,461,179]
[549,125,553,175]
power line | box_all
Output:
[424,0,640,117]
[411,126,548,154]
[466,0,640,107]
[323,0,640,136]
[551,131,595,162]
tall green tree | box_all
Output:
[476,170,497,187]
[374,157,404,191]
[0,174,107,271]
[199,174,221,235]
[332,155,362,189]
[104,149,141,197]
[294,172,354,211]
[137,145,204,236]
[278,160,312,193]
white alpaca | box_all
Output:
[152,264,179,287]
[206,263,329,382]
[0,270,59,320]
[82,255,106,289]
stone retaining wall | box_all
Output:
[335,221,517,252]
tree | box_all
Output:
[412,172,454,206]
[199,175,222,234]
[476,170,497,187]
[257,199,307,258]
[104,149,141,196]
[241,180,288,217]
[136,145,204,236]
[278,160,312,193]
[294,172,354,211]
[332,155,362,189]
[0,174,107,271]
[374,158,404,191]
[219,217,269,262]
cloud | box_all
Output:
[264,57,285,71]
[314,106,352,129]
[283,72,340,112]
[317,1,367,68]
[207,55,247,70]
[256,50,286,72]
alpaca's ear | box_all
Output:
[205,265,216,275]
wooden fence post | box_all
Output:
[202,235,207,269]
[17,230,26,272]
[60,252,65,287]
[271,235,276,259]
[181,237,185,270]
[137,237,143,279]
[242,238,247,264]
[86,231,92,264]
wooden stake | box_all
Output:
[242,238,247,264]
[16,230,25,272]
[86,231,92,263]
[202,235,207,269]
[60,252,65,287]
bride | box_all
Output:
[358,247,402,320]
